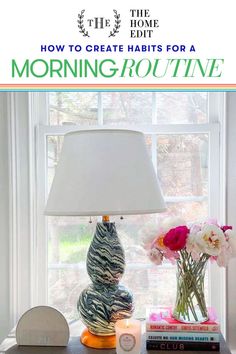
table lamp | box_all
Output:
[45,129,166,349]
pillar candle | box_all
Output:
[115,319,142,354]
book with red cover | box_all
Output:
[146,307,220,332]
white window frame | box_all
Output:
[7,92,226,335]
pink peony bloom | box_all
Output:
[216,243,232,267]
[225,229,236,256]
[190,223,202,234]
[206,218,219,226]
[148,248,163,265]
[164,248,180,263]
[163,226,189,251]
[186,233,201,261]
[221,225,233,233]
[149,312,162,321]
[210,256,217,262]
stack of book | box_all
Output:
[146,307,220,351]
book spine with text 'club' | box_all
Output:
[146,331,220,342]
[146,340,220,351]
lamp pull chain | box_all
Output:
[89,217,92,224]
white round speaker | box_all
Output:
[16,306,70,346]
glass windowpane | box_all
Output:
[103,92,152,125]
[49,92,98,125]
[47,93,210,322]
[156,92,208,124]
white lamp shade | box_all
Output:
[45,129,166,216]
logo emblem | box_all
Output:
[77,10,121,38]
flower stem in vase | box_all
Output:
[173,250,209,323]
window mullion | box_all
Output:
[152,93,157,124]
[151,93,157,173]
[98,92,103,125]
[208,96,226,337]
[36,123,219,136]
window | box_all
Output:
[4,91,226,339]
[33,92,224,327]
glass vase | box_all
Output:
[173,251,209,323]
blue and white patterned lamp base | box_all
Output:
[78,222,134,336]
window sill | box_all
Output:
[0,322,231,354]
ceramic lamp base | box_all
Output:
[80,328,116,349]
[78,222,134,336]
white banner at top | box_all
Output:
[0,0,234,86]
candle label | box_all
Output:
[119,333,136,351]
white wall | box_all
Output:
[226,92,236,352]
[0,93,10,341]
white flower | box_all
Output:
[162,217,186,233]
[225,229,236,256]
[140,223,162,248]
[189,223,202,234]
[195,224,226,256]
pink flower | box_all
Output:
[221,225,232,233]
[149,312,162,321]
[164,248,180,264]
[225,229,236,256]
[148,248,163,265]
[190,223,202,234]
[210,256,217,262]
[216,242,232,267]
[206,218,219,226]
[163,226,189,251]
[186,233,201,261]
